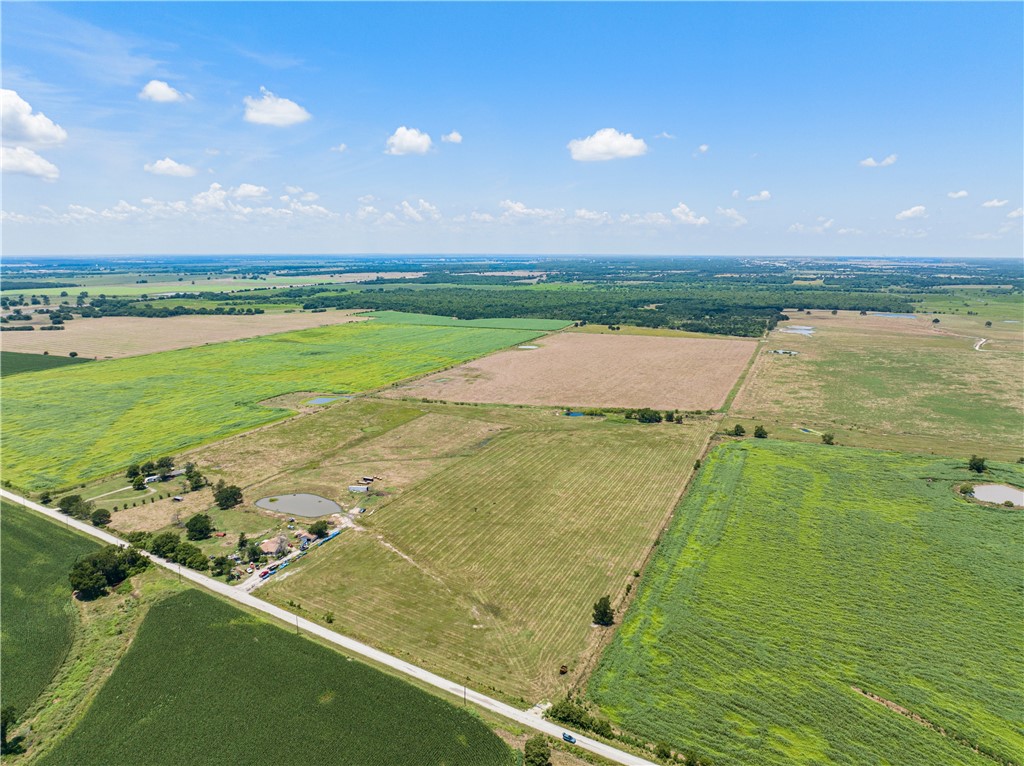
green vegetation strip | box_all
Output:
[364,310,571,331]
[591,440,1023,766]
[0,350,91,377]
[2,321,542,490]
[0,501,100,716]
[38,588,515,766]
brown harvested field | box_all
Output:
[388,331,757,410]
[0,311,367,359]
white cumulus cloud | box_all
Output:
[698,143,709,153]
[716,207,747,227]
[947,190,969,199]
[982,198,1009,208]
[1,145,60,181]
[574,208,612,224]
[233,183,269,198]
[789,217,835,234]
[671,203,709,226]
[859,154,898,167]
[138,80,189,103]
[1008,208,1023,219]
[243,87,311,127]
[399,199,441,222]
[746,190,771,202]
[1,89,68,145]
[330,143,347,153]
[441,131,462,144]
[895,205,927,220]
[499,199,561,220]
[143,157,197,177]
[568,128,648,162]
[386,126,432,155]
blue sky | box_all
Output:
[2,1,1021,256]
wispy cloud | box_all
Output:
[746,190,771,202]
[895,205,927,220]
[716,207,747,227]
[947,190,968,199]
[859,154,898,168]
[981,198,1008,208]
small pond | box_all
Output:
[518,345,539,349]
[780,325,815,336]
[306,396,340,405]
[565,411,585,417]
[971,484,1024,507]
[870,312,918,319]
[256,493,342,517]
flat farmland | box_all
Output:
[730,311,1024,459]
[591,440,1024,766]
[1,322,543,490]
[390,332,757,411]
[0,311,367,359]
[39,589,514,766]
[262,409,712,703]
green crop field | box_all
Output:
[1,321,543,490]
[0,502,100,717]
[363,310,572,331]
[731,312,1024,459]
[590,440,1024,766]
[0,350,92,377]
[263,405,712,703]
[37,588,515,766]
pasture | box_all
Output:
[363,310,571,331]
[0,502,100,717]
[730,311,1024,459]
[391,332,757,411]
[262,404,712,702]
[0,350,91,376]
[590,440,1024,766]
[0,311,367,359]
[1,322,543,490]
[37,588,515,766]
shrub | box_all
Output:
[753,425,768,439]
[968,455,986,473]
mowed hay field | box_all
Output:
[390,332,757,410]
[730,311,1024,459]
[0,311,368,359]
[38,589,515,766]
[0,350,92,376]
[591,440,1024,766]
[262,407,713,703]
[1,322,544,490]
[0,502,100,717]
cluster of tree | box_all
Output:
[523,735,551,766]
[68,545,150,600]
[546,697,614,739]
[214,481,243,509]
[82,297,265,318]
[55,494,109,526]
[728,424,768,438]
[123,530,212,571]
[185,513,214,540]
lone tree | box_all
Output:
[185,513,214,541]
[237,532,248,551]
[524,734,552,766]
[308,519,330,538]
[592,595,614,626]
[214,482,243,509]
[753,425,768,439]
[132,475,146,491]
[126,464,141,479]
[968,455,986,473]
[90,508,111,527]
[730,424,746,437]
[821,432,835,445]
[1,706,17,751]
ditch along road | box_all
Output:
[1,489,657,766]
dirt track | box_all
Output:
[390,332,757,410]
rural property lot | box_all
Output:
[390,332,757,411]
[591,440,1024,766]
[260,403,713,703]
[730,311,1024,459]
[0,311,368,359]
[2,322,543,490]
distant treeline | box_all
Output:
[83,297,265,318]
[175,283,913,337]
[0,280,81,291]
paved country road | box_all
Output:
[0,489,657,766]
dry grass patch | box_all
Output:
[390,332,757,411]
[1,311,367,359]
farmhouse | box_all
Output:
[259,539,281,555]
[295,530,317,542]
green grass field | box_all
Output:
[590,440,1024,766]
[262,403,712,703]
[0,502,100,717]
[0,350,91,377]
[731,313,1024,459]
[363,310,572,331]
[1,321,543,490]
[37,588,515,766]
